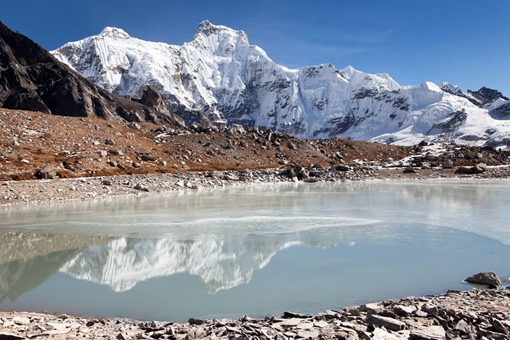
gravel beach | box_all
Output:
[2,288,510,339]
[2,164,509,207]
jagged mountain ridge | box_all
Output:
[52,21,510,148]
[0,21,184,127]
[440,82,509,107]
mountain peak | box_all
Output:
[195,20,249,43]
[99,27,130,39]
[342,65,357,72]
[468,86,509,100]
[340,65,357,77]
[196,20,216,34]
[440,81,463,95]
[420,81,441,92]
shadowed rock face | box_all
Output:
[442,84,509,107]
[491,102,510,119]
[468,87,509,106]
[0,21,184,127]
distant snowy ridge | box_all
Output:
[52,21,510,148]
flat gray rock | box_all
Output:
[410,325,446,340]
[366,314,406,332]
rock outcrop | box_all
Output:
[467,87,509,106]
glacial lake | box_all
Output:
[0,180,509,322]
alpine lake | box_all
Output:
[0,179,509,322]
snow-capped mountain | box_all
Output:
[52,21,510,148]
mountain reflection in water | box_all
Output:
[0,216,372,299]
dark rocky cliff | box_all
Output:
[467,87,509,106]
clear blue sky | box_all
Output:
[2,0,509,95]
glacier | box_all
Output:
[52,21,510,148]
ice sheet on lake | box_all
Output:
[1,180,509,295]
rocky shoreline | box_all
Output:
[1,163,510,206]
[1,287,510,339]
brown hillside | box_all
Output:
[0,108,415,181]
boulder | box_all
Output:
[35,164,57,179]
[366,314,406,332]
[285,166,298,180]
[188,318,205,326]
[12,316,30,325]
[229,124,246,135]
[359,302,384,314]
[465,272,501,287]
[334,165,350,172]
[296,329,320,339]
[456,163,487,175]
[0,332,25,340]
[394,305,417,317]
[372,327,409,339]
[442,159,454,169]
[455,166,475,174]
[473,163,487,173]
[409,325,446,340]
[282,311,308,318]
[287,141,297,150]
[425,153,437,161]
[141,154,157,162]
[223,173,239,181]
[133,183,149,192]
[403,166,417,174]
[454,319,474,335]
[492,319,510,335]
[111,150,124,156]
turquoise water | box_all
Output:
[0,180,509,321]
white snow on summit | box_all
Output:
[52,21,510,149]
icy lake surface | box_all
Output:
[0,180,509,321]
